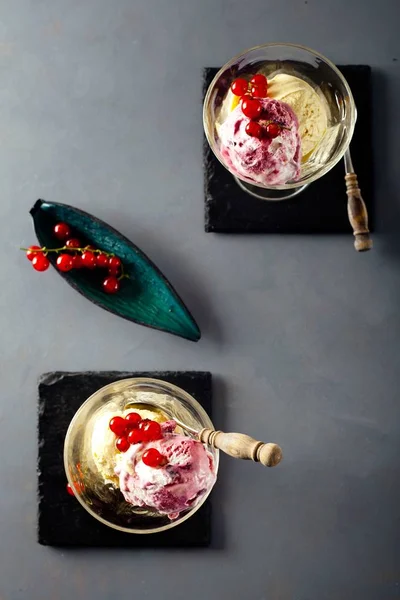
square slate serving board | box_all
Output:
[38,370,213,547]
[204,65,374,234]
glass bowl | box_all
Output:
[203,43,356,200]
[64,378,219,534]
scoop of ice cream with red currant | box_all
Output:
[89,407,216,520]
[217,74,302,186]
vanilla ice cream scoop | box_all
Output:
[91,407,167,484]
[267,73,329,160]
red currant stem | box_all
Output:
[21,245,116,257]
[258,120,291,131]
[21,246,130,279]
[20,247,48,255]
[117,262,130,281]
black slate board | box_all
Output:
[38,371,212,547]
[204,65,374,233]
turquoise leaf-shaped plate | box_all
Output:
[31,200,201,342]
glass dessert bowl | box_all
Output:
[203,43,356,200]
[64,378,218,534]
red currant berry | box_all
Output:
[139,420,162,441]
[103,276,120,294]
[32,254,50,271]
[26,245,41,261]
[230,78,248,97]
[108,256,121,271]
[250,84,268,98]
[109,416,127,436]
[54,222,71,240]
[125,412,142,429]
[245,121,263,139]
[116,436,130,452]
[66,238,81,249]
[266,123,281,138]
[81,251,96,268]
[241,97,262,119]
[66,482,75,496]
[250,74,267,87]
[72,255,83,268]
[56,254,74,272]
[142,448,167,468]
[96,253,109,268]
[127,428,143,445]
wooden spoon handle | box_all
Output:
[199,429,282,467]
[345,172,373,252]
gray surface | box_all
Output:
[1,0,400,598]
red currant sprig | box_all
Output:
[245,119,285,140]
[109,416,128,436]
[21,222,130,293]
[245,121,263,139]
[56,254,74,272]
[249,74,268,98]
[65,238,81,248]
[32,254,50,272]
[66,479,84,496]
[230,73,268,100]
[229,74,286,140]
[125,412,142,428]
[103,276,120,294]
[116,436,130,452]
[265,122,281,138]
[230,78,248,97]
[138,419,162,441]
[108,414,164,453]
[241,96,262,119]
[229,74,287,140]
[26,245,41,261]
[54,222,71,240]
[142,448,167,468]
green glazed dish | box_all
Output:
[31,200,201,342]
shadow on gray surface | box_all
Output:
[107,218,225,347]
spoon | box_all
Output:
[128,404,282,468]
[344,149,373,252]
[176,417,282,467]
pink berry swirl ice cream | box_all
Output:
[115,420,216,520]
[219,97,301,186]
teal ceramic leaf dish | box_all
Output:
[30,200,201,342]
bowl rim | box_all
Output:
[63,377,219,534]
[203,42,357,190]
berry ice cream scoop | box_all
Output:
[218,97,301,186]
[115,420,216,520]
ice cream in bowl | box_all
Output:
[64,378,219,533]
[203,43,356,200]
[65,377,282,533]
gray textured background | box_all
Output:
[1,0,399,598]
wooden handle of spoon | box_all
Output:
[198,429,282,467]
[345,172,373,252]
